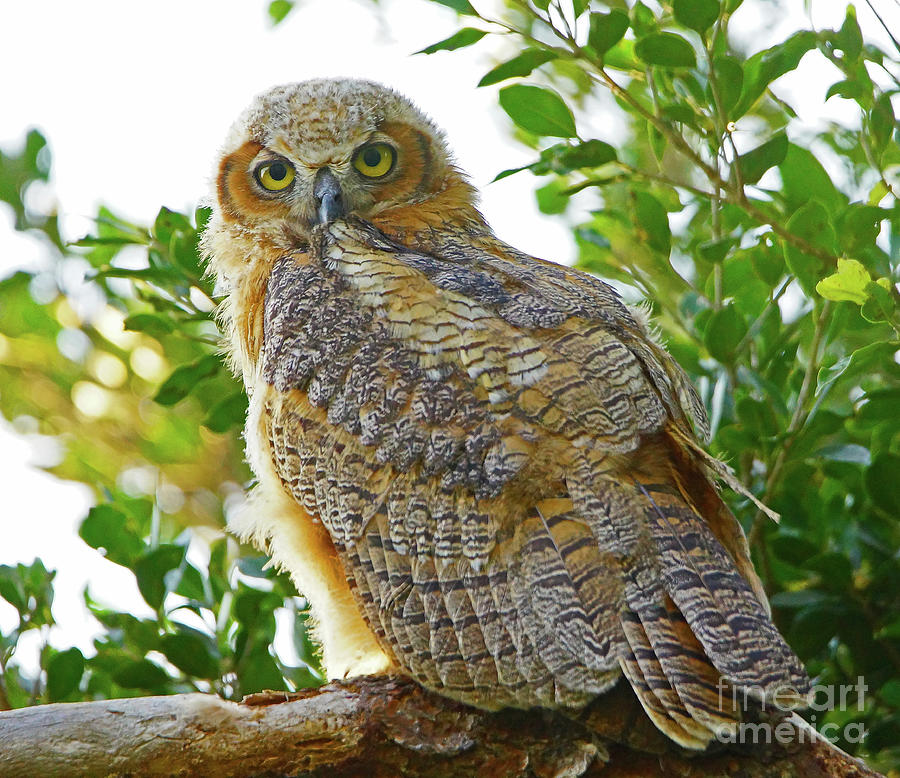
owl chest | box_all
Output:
[259,257,549,556]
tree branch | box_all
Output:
[0,675,884,777]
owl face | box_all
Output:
[211,79,476,249]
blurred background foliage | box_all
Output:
[1,0,898,772]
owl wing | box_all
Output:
[260,218,808,749]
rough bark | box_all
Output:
[0,675,882,778]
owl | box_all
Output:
[202,78,809,750]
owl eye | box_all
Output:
[256,160,296,192]
[353,143,396,178]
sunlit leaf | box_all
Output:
[498,85,577,138]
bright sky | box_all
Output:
[0,0,896,669]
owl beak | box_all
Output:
[313,167,345,224]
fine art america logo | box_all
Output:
[714,678,868,745]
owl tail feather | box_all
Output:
[615,478,809,749]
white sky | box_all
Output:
[0,0,896,669]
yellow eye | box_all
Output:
[353,143,396,178]
[256,160,295,191]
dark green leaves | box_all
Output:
[47,648,85,702]
[866,453,900,516]
[134,544,187,610]
[554,139,618,169]
[112,659,169,690]
[478,49,557,87]
[738,131,788,184]
[160,632,218,679]
[79,505,144,567]
[154,354,223,406]
[416,27,486,55]
[0,560,55,628]
[633,191,671,255]
[498,85,577,138]
[588,10,629,55]
[634,33,696,68]
[704,305,747,361]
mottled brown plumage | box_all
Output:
[203,78,809,750]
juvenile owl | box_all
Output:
[203,78,809,750]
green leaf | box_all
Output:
[788,606,840,659]
[673,0,719,35]
[154,354,222,406]
[429,0,479,15]
[123,312,175,338]
[0,566,26,613]
[536,180,569,215]
[779,143,843,214]
[134,544,187,610]
[203,392,248,433]
[865,452,900,515]
[835,5,863,62]
[153,207,192,247]
[630,1,656,35]
[783,200,836,293]
[267,0,294,24]
[431,0,478,16]
[557,139,617,169]
[713,55,743,114]
[860,279,896,323]
[634,33,696,68]
[79,505,143,567]
[239,646,286,693]
[112,658,169,690]
[498,85,577,138]
[733,31,817,118]
[492,165,530,182]
[816,341,900,395]
[837,205,887,255]
[587,10,629,55]
[174,564,208,602]
[160,632,218,679]
[737,131,787,184]
[416,27,487,55]
[825,79,869,102]
[869,92,896,152]
[603,38,638,71]
[698,236,737,263]
[633,191,671,255]
[478,49,556,87]
[648,125,666,161]
[704,304,747,361]
[816,258,872,304]
[47,647,85,702]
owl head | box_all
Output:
[204,78,484,278]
